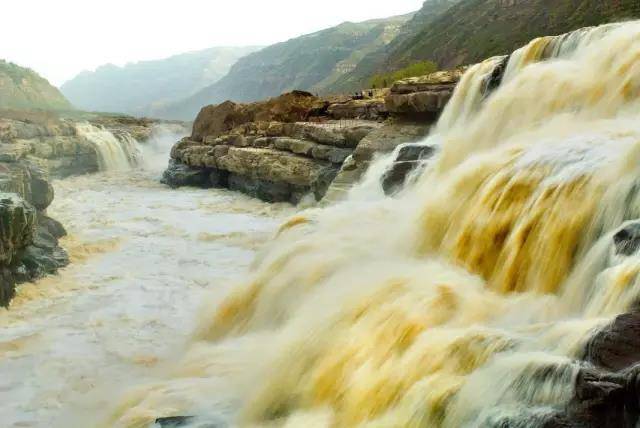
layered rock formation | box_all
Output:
[324,69,462,201]
[0,157,68,306]
[164,70,465,204]
[384,68,465,118]
[164,91,384,203]
[0,116,98,177]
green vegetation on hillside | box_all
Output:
[369,60,438,88]
[384,0,640,71]
[328,0,640,93]
[0,60,72,111]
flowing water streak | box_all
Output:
[75,123,142,171]
[101,21,640,428]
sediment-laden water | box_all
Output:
[0,131,293,428]
[103,21,640,428]
[5,20,640,428]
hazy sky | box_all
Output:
[1,0,424,86]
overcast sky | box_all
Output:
[1,0,424,86]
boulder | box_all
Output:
[327,99,388,120]
[192,101,250,143]
[584,312,640,371]
[352,121,431,164]
[613,222,640,256]
[385,69,464,117]
[381,144,436,195]
[38,214,67,239]
[0,193,37,266]
[161,160,213,189]
[191,92,328,142]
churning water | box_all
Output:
[5,20,640,428]
[101,21,640,428]
[0,128,294,428]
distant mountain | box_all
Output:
[379,0,640,71]
[158,14,413,120]
[0,60,72,111]
[60,46,261,117]
[325,0,462,93]
[335,0,640,90]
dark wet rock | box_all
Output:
[21,245,69,279]
[613,222,640,256]
[0,267,16,308]
[228,173,308,204]
[483,55,510,96]
[39,214,67,239]
[381,144,436,195]
[155,416,224,428]
[584,312,640,372]
[0,193,37,267]
[553,368,633,428]
[162,160,212,189]
[32,226,58,250]
[313,164,340,201]
[208,169,229,188]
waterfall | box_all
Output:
[107,21,640,428]
[75,123,142,171]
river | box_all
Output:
[0,132,294,427]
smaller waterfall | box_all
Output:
[75,123,142,171]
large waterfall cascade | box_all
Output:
[100,21,640,428]
[3,21,640,428]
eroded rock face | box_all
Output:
[0,122,73,306]
[191,91,329,143]
[0,193,36,267]
[168,97,380,203]
[0,118,99,178]
[381,143,436,195]
[162,160,213,189]
[385,69,465,118]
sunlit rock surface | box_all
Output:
[165,91,387,204]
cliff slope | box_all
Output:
[0,60,72,111]
[329,0,640,92]
[159,15,412,120]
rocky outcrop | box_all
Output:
[166,69,469,203]
[385,69,464,119]
[0,117,99,177]
[381,143,436,195]
[0,112,187,178]
[165,92,383,204]
[0,157,69,307]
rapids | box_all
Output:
[0,129,294,427]
[5,19,640,428]
[99,21,640,428]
